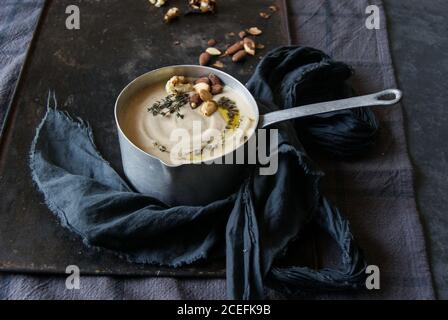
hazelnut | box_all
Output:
[211,84,224,95]
[201,100,218,116]
[189,93,202,109]
[199,52,211,66]
[208,73,222,86]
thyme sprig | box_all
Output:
[148,93,189,119]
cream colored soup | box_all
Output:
[120,78,256,165]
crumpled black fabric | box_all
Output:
[30,46,376,300]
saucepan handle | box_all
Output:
[258,89,402,128]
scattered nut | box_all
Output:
[199,89,213,102]
[232,50,247,62]
[269,5,278,12]
[211,84,224,95]
[208,73,222,86]
[212,61,224,69]
[207,39,217,46]
[243,37,256,56]
[247,27,263,36]
[225,41,244,55]
[164,7,180,23]
[238,30,247,39]
[173,40,181,45]
[194,82,211,93]
[149,0,167,7]
[189,93,202,109]
[195,77,211,85]
[206,47,222,56]
[201,100,218,116]
[188,0,217,14]
[199,52,211,66]
[259,12,271,19]
[226,32,236,37]
[256,43,265,49]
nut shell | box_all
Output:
[243,37,256,56]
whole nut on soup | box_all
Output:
[243,37,256,56]
[195,77,211,85]
[211,84,224,95]
[201,100,218,116]
[232,49,247,62]
[199,52,211,66]
[189,93,202,109]
[194,82,210,93]
[199,89,213,102]
[225,41,244,55]
[208,73,222,86]
[164,7,180,23]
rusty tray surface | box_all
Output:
[0,0,291,276]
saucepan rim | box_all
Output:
[114,65,260,168]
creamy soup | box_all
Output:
[120,74,256,165]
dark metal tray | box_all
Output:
[0,0,291,276]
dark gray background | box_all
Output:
[384,0,448,299]
[0,0,446,299]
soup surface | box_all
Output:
[120,74,256,165]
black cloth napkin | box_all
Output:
[30,47,377,299]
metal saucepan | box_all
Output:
[115,65,402,206]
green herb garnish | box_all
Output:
[148,93,189,119]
